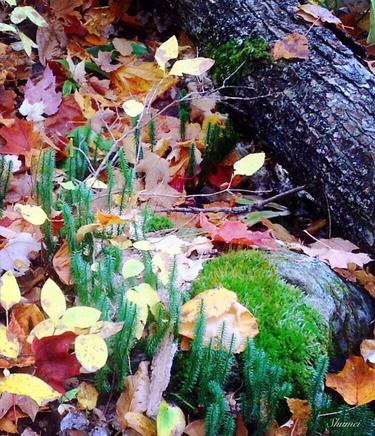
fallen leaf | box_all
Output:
[272,33,309,61]
[0,118,40,156]
[360,339,375,364]
[326,355,375,405]
[299,238,372,269]
[147,334,178,417]
[122,259,145,279]
[0,271,21,311]
[75,334,108,372]
[155,35,179,71]
[183,419,205,436]
[53,240,73,285]
[169,58,214,76]
[297,4,342,25]
[125,411,157,436]
[0,393,39,421]
[116,361,151,430]
[0,325,19,359]
[14,204,47,226]
[40,278,66,321]
[0,374,61,406]
[32,332,81,393]
[233,152,265,176]
[76,382,98,410]
[199,213,277,249]
[59,306,101,329]
[123,99,145,117]
[180,287,259,353]
[156,401,185,436]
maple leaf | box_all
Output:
[0,118,40,156]
[20,65,62,120]
[299,237,372,269]
[36,21,67,66]
[94,50,121,72]
[45,95,85,136]
[272,33,309,61]
[326,355,375,405]
[199,213,277,249]
[31,332,81,393]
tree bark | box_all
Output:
[156,0,375,254]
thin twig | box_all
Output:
[156,185,305,214]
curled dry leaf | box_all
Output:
[179,287,259,353]
[326,355,375,405]
[360,339,375,364]
[53,240,73,286]
[297,4,342,25]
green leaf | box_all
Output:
[131,42,149,58]
[17,31,37,56]
[245,210,290,226]
[233,152,265,177]
[62,388,80,402]
[368,0,375,44]
[156,401,185,436]
[62,80,78,96]
[10,6,47,27]
[122,259,144,279]
[4,0,17,5]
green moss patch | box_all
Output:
[191,249,330,394]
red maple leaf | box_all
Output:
[45,94,85,137]
[0,118,40,155]
[199,213,277,249]
[31,332,81,393]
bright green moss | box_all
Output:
[191,250,330,395]
[207,38,270,84]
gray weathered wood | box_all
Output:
[156,0,375,254]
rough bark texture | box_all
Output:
[156,0,375,254]
[264,250,375,356]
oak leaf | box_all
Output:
[326,355,375,405]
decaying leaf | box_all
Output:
[326,355,375,405]
[272,33,309,61]
[0,270,21,311]
[53,240,73,286]
[0,325,19,359]
[76,382,98,410]
[75,334,108,372]
[180,287,259,353]
[297,4,342,25]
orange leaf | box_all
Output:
[53,240,73,286]
[272,33,309,61]
[0,118,40,156]
[326,355,375,405]
[96,210,126,226]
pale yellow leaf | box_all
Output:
[0,325,19,358]
[169,57,214,76]
[60,181,77,190]
[40,278,66,320]
[15,204,47,225]
[17,31,38,56]
[76,223,100,242]
[133,283,160,317]
[155,35,179,71]
[122,99,144,118]
[0,23,18,33]
[60,306,101,329]
[75,334,108,372]
[126,290,148,339]
[0,271,21,311]
[157,401,186,436]
[133,240,153,251]
[122,259,145,279]
[27,318,55,343]
[0,374,61,406]
[233,152,265,177]
[85,177,108,190]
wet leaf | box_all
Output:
[326,355,375,405]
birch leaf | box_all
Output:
[75,334,108,372]
[0,374,61,406]
[15,204,48,226]
[155,36,179,71]
[0,271,21,311]
[169,58,214,76]
[233,152,265,176]
[40,278,66,320]
[60,307,101,329]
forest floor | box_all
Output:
[0,1,374,435]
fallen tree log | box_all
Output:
[155,0,375,254]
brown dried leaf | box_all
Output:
[297,4,342,25]
[53,240,73,286]
[272,33,309,61]
[36,21,67,66]
[147,334,177,417]
[326,355,375,405]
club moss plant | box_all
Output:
[190,249,331,395]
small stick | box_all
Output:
[156,185,305,214]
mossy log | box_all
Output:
[192,249,375,393]
[156,0,375,254]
